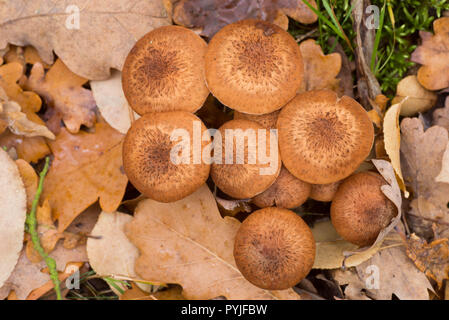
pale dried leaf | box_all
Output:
[392,75,437,116]
[0,148,26,288]
[0,1,171,80]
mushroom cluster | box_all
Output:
[121,19,392,290]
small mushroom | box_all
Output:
[252,166,311,209]
[123,111,210,202]
[122,25,209,115]
[330,172,398,247]
[211,119,281,199]
[205,19,304,115]
[277,90,374,184]
[234,207,316,290]
[309,181,342,202]
[234,110,280,130]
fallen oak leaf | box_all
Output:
[391,75,437,117]
[298,39,342,93]
[411,17,449,90]
[0,148,27,288]
[0,130,50,163]
[125,184,300,300]
[15,159,38,210]
[42,122,127,232]
[400,118,449,239]
[433,97,449,131]
[405,234,449,288]
[0,0,171,80]
[26,60,96,134]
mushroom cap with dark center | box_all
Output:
[252,166,311,209]
[205,19,304,115]
[123,111,210,202]
[211,119,281,199]
[277,90,374,184]
[234,207,316,290]
[331,172,398,247]
[122,25,209,115]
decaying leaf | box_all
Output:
[400,118,449,238]
[383,103,408,196]
[433,98,449,131]
[15,159,37,210]
[0,90,54,139]
[125,184,300,300]
[436,142,449,184]
[355,246,432,300]
[0,148,26,288]
[87,212,144,286]
[311,219,383,269]
[90,70,138,134]
[299,39,342,93]
[172,0,317,38]
[121,283,186,300]
[0,130,50,163]
[391,75,437,116]
[0,0,171,80]
[405,234,449,288]
[26,60,97,134]
[42,122,127,232]
[412,17,449,90]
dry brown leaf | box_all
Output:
[0,92,55,139]
[392,75,437,116]
[15,159,38,210]
[121,283,186,300]
[125,184,300,300]
[87,211,144,286]
[411,17,449,90]
[42,122,127,232]
[355,246,432,300]
[332,269,371,300]
[436,142,449,184]
[0,148,26,288]
[406,234,449,288]
[298,39,342,93]
[0,1,171,80]
[172,0,315,38]
[383,103,408,196]
[90,70,139,134]
[400,118,449,238]
[0,130,50,163]
[433,98,449,131]
[26,60,97,134]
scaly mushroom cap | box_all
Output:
[211,119,281,199]
[252,166,311,209]
[234,110,280,130]
[331,172,398,247]
[123,111,210,202]
[277,90,374,184]
[234,207,316,290]
[310,181,342,202]
[122,26,209,115]
[205,19,304,115]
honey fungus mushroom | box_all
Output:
[123,111,210,202]
[252,166,311,209]
[234,207,316,290]
[234,110,280,130]
[331,172,398,247]
[205,19,304,114]
[122,25,209,115]
[211,119,281,199]
[277,90,374,184]
[309,181,342,202]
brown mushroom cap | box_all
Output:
[123,111,210,202]
[211,119,281,199]
[205,19,304,115]
[277,90,374,184]
[234,207,316,290]
[252,166,311,209]
[122,25,209,115]
[310,181,342,202]
[331,172,398,247]
[234,110,280,130]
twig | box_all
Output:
[26,157,62,300]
